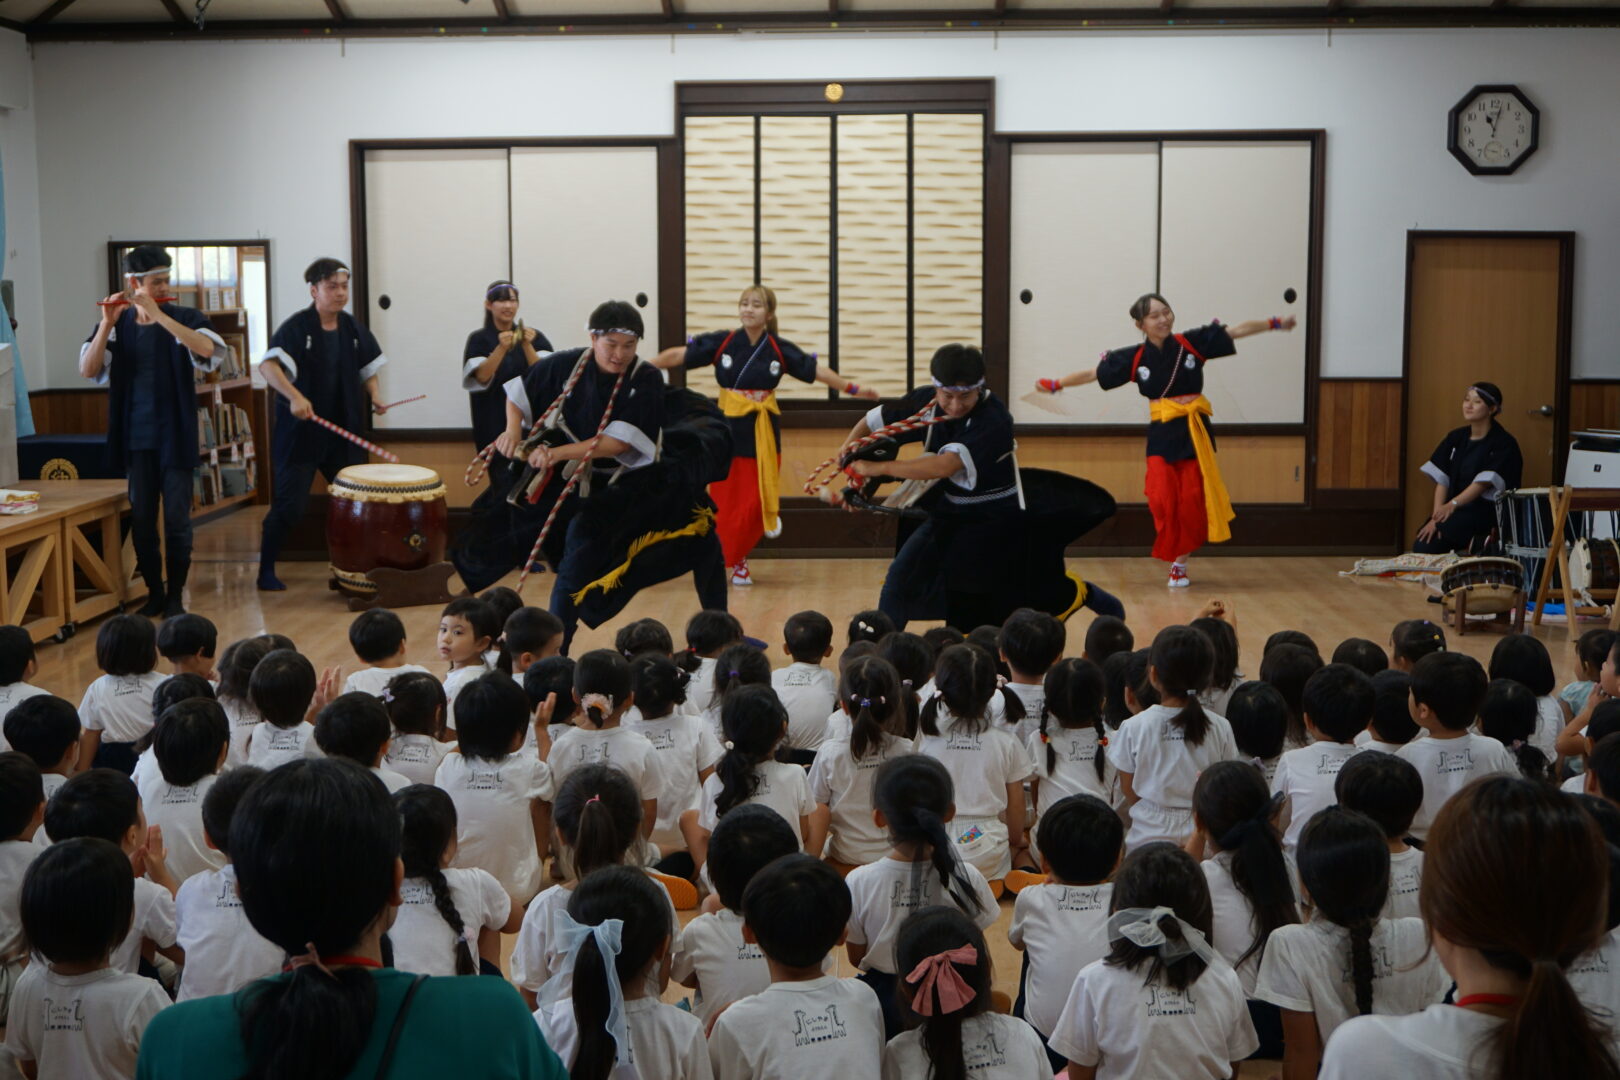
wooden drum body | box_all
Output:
[1440,556,1526,616]
[326,464,449,598]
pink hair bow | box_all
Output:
[905,944,978,1016]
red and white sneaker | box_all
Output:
[729,560,754,587]
[1167,563,1190,588]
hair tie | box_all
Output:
[539,910,629,1068]
[728,670,740,679]
[902,679,914,688]
[1106,907,1219,966]
[380,688,394,704]
[285,942,334,979]
[581,692,614,715]
[586,794,601,805]
[1510,739,1524,751]
[904,944,979,1016]
[857,621,874,634]
[724,740,735,750]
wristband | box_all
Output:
[844,382,862,397]
[1268,316,1284,331]
[1037,377,1063,394]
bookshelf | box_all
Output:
[194,364,259,515]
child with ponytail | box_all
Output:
[702,644,771,734]
[1028,658,1111,838]
[1389,618,1446,672]
[216,635,271,767]
[693,685,811,867]
[389,784,520,977]
[534,866,707,1080]
[807,655,914,868]
[883,907,1049,1080]
[1488,632,1568,764]
[1256,806,1446,1079]
[1321,777,1620,1080]
[844,754,998,1038]
[1113,626,1239,851]
[1479,678,1555,784]
[624,653,721,880]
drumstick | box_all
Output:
[379,394,427,410]
[307,413,400,464]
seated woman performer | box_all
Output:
[838,344,1123,631]
[1414,381,1522,554]
[463,280,552,497]
[1036,293,1295,588]
[653,284,877,586]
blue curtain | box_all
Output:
[0,142,34,437]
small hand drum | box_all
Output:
[1440,556,1526,616]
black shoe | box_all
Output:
[162,592,186,618]
[1081,581,1126,620]
[256,572,286,592]
[137,587,166,617]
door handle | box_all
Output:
[1530,405,1554,417]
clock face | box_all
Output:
[1448,85,1540,175]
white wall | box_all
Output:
[0,28,45,400]
[27,28,1620,387]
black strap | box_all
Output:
[374,974,428,1080]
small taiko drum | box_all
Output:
[327,464,449,598]
[1440,556,1526,616]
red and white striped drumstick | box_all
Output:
[308,413,399,463]
[802,404,946,500]
[464,351,594,488]
[380,394,427,410]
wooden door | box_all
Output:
[1403,234,1568,540]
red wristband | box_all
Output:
[1268,316,1284,330]
[844,382,861,396]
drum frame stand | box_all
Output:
[1531,486,1620,632]
[330,562,467,612]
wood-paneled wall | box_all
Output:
[1316,379,1403,489]
[1572,382,1620,434]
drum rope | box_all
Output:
[465,351,594,487]
[802,405,948,504]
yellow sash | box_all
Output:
[718,388,781,531]
[1148,395,1235,544]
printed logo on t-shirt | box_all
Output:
[1144,983,1198,1017]
[889,878,932,911]
[392,741,434,764]
[566,741,615,767]
[1315,753,1351,776]
[1338,943,1397,985]
[113,676,149,698]
[963,1028,1008,1072]
[160,784,202,805]
[1054,886,1107,913]
[1434,748,1476,775]
[43,998,86,1032]
[791,1004,848,1046]
[946,730,983,752]
[641,726,678,752]
[213,878,245,910]
[1572,948,1611,979]
[1063,738,1098,764]
[781,669,821,688]
[467,766,505,791]
[1390,863,1422,902]
[734,941,765,961]
[267,728,303,751]
[399,881,436,906]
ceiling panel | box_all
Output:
[341,0,501,17]
[508,0,662,13]
[53,0,172,22]
[677,0,829,13]
[208,0,338,18]
[3,0,61,22]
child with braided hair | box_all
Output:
[1028,657,1112,837]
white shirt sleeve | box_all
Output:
[262,345,299,380]
[1047,965,1102,1066]
[143,885,179,949]
[503,376,532,427]
[463,355,493,391]
[1254,928,1312,1012]
[476,868,511,931]
[358,352,388,381]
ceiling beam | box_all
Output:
[30,0,82,24]
[994,0,1008,13]
[324,0,347,21]
[663,0,676,16]
[493,0,513,18]
[1160,0,1174,10]
[157,0,187,23]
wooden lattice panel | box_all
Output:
[912,113,984,369]
[835,114,911,400]
[760,115,833,402]
[683,116,757,344]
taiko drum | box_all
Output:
[326,464,449,598]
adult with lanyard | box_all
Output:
[79,245,230,617]
[652,283,877,586]
[838,343,1124,631]
[1413,381,1522,554]
[135,757,567,1079]
[462,280,552,498]
[1035,293,1296,588]
[256,257,391,592]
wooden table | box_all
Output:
[0,481,139,644]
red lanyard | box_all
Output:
[1454,993,1519,1009]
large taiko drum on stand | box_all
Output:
[327,464,449,599]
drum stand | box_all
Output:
[1446,587,1527,637]
[1531,486,1620,632]
[330,562,467,612]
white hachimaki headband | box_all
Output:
[590,327,643,340]
[124,267,171,279]
[487,283,519,298]
[1470,384,1500,407]
[932,376,986,393]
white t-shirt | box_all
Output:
[913,713,1034,819]
[882,1012,1051,1080]
[244,721,321,770]
[370,765,413,793]
[844,855,999,974]
[1112,705,1239,847]
[1202,850,1301,997]
[135,770,223,885]
[1049,958,1259,1079]
[434,750,554,903]
[1200,678,1243,719]
[219,696,261,768]
[383,733,453,787]
[1026,724,1112,820]
[1002,681,1045,744]
[707,975,885,1080]
[807,733,910,866]
[1272,742,1364,852]
[510,875,678,992]
[78,672,167,744]
[0,682,49,743]
[174,864,285,1001]
[682,657,720,718]
[3,964,168,1080]
[537,995,713,1080]
[1384,847,1424,920]
[390,867,511,977]
[1319,1005,1503,1080]
[443,662,492,731]
[671,908,771,1023]
[1353,731,1409,755]
[547,725,664,807]
[698,761,814,845]
[343,663,431,698]
[1569,927,1620,1044]
[622,711,724,850]
[771,663,837,750]
[1255,915,1448,1043]
[824,708,852,746]
[112,877,177,975]
[0,840,39,958]
[1533,695,1566,762]
[1008,881,1114,1037]
[1396,733,1518,840]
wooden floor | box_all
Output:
[29,506,1591,1073]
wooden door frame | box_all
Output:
[1398,230,1576,527]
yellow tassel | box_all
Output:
[570,507,717,605]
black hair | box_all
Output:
[711,643,771,706]
[44,768,139,845]
[123,244,173,277]
[525,656,579,727]
[1334,752,1422,841]
[872,755,987,917]
[1301,664,1376,744]
[1124,648,1159,711]
[201,764,265,857]
[1128,292,1171,323]
[840,655,909,761]
[453,673,529,761]
[1591,734,1620,803]
[347,609,407,665]
[260,633,297,653]
[1083,615,1135,665]
[999,608,1066,677]
[157,612,217,661]
[715,685,788,818]
[782,610,834,664]
[567,867,670,1080]
[681,611,744,666]
[217,636,273,710]
[587,299,644,339]
[707,803,800,913]
[1148,626,1215,746]
[155,699,230,787]
[1411,651,1489,732]
[1591,701,1620,745]
[139,673,216,756]
[1481,679,1553,783]
[478,586,524,631]
[1369,669,1419,745]
[1489,633,1558,698]
[314,692,393,768]
[895,907,994,1080]
[921,644,1024,738]
[303,256,349,285]
[1331,638,1389,678]
[1036,793,1122,885]
[1191,617,1239,693]
[1470,380,1505,414]
[21,837,133,965]
[921,627,965,660]
[1298,807,1390,1016]
[395,784,476,976]
[232,758,401,1080]
[383,671,447,739]
[95,613,156,677]
[2,695,80,771]
[1258,643,1322,747]
[1224,681,1289,763]
[1578,630,1619,677]
[249,649,317,730]
[847,609,895,647]
[1102,651,1136,729]
[1192,762,1297,968]
[630,653,689,721]
[965,628,1008,682]
[481,280,519,332]
[1105,842,1213,992]
[1264,630,1320,660]
[0,751,43,841]
[840,641,878,672]
[742,853,851,969]
[440,597,499,652]
[1391,619,1447,664]
[1040,658,1108,781]
[615,617,673,659]
[553,764,642,881]
[573,649,633,729]
[928,343,986,388]
[1572,793,1620,932]
[0,625,35,684]
[876,632,933,735]
[500,607,564,675]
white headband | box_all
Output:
[932,376,986,393]
[589,327,642,340]
[124,267,170,279]
[1107,906,1219,966]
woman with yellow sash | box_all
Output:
[654,285,877,585]
[1035,293,1295,588]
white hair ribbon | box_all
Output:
[540,909,630,1068]
[1106,906,1219,966]
[581,693,614,715]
